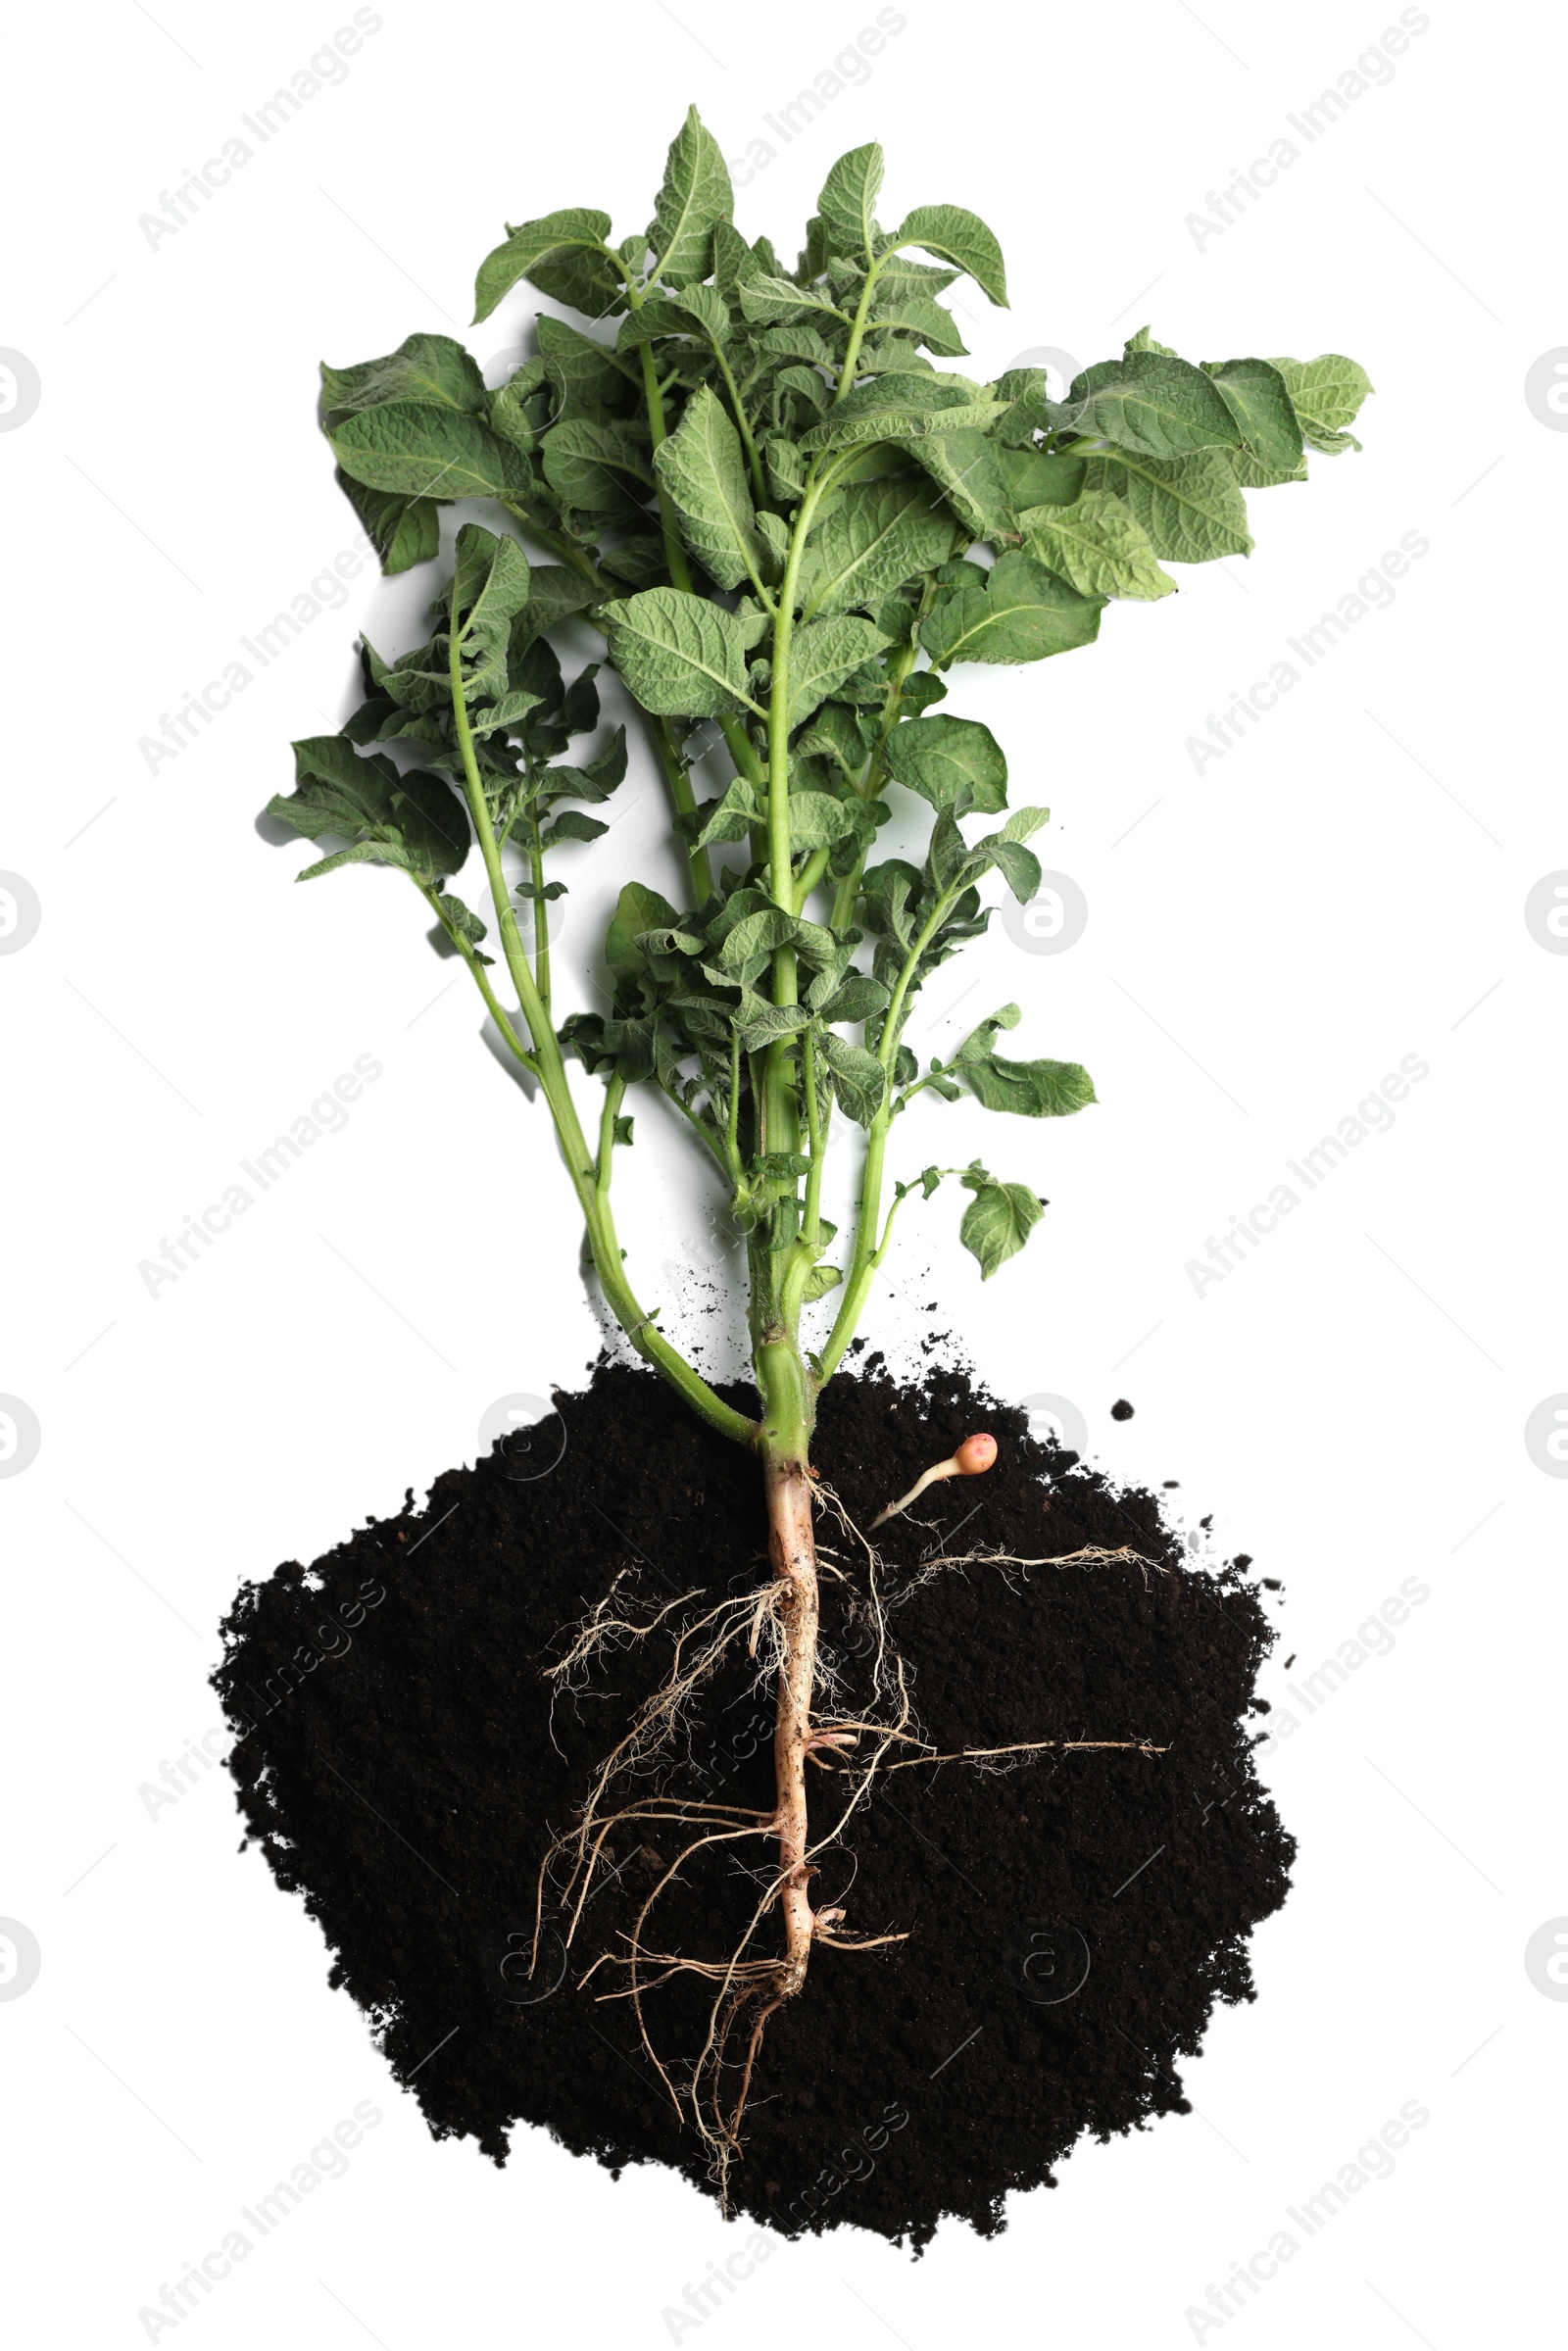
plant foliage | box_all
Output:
[270,110,1371,1445]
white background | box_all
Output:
[2,1,1562,2342]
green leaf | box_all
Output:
[541,418,654,514]
[758,1150,812,1182]
[771,364,830,419]
[798,701,873,779]
[435,891,492,960]
[614,295,701,352]
[883,714,1007,812]
[271,737,465,885]
[653,384,763,591]
[449,524,532,700]
[786,615,890,728]
[734,1001,812,1052]
[635,925,706,961]
[1087,449,1252,563]
[868,293,969,360]
[1124,324,1178,357]
[649,105,732,287]
[473,207,619,323]
[860,857,923,948]
[667,282,734,347]
[955,999,1021,1048]
[1067,352,1243,461]
[958,1171,1046,1279]
[599,534,667,587]
[1200,357,1304,475]
[799,374,1001,452]
[602,588,759,717]
[739,274,851,328]
[955,804,1049,903]
[755,323,842,372]
[795,476,954,620]
[321,334,486,422]
[1020,487,1174,602]
[512,564,597,657]
[606,881,680,985]
[333,470,440,576]
[475,686,544,732]
[716,906,801,989]
[785,791,856,849]
[573,727,630,799]
[756,510,792,572]
[273,735,399,840]
[713,220,762,301]
[539,808,608,847]
[488,356,552,452]
[802,1262,842,1302]
[330,404,526,503]
[1229,446,1308,492]
[766,438,808,503]
[959,1052,1098,1118]
[296,838,414,882]
[993,804,1051,845]
[892,204,1008,305]
[693,772,764,847]
[393,769,469,877]
[536,315,642,415]
[812,970,889,1023]
[1273,354,1374,454]
[995,448,1087,510]
[817,143,885,263]
[989,367,1056,447]
[920,552,1102,668]
[987,841,1041,902]
[903,428,1017,541]
[823,1033,889,1126]
[366,633,448,715]
[864,253,960,300]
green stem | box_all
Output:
[815,1110,886,1385]
[765,450,856,911]
[597,1071,626,1198]
[832,256,886,405]
[446,611,755,1446]
[799,1030,825,1245]
[711,341,768,507]
[754,1323,815,1459]
[778,1030,830,1330]
[416,880,536,1068]
[725,1025,744,1184]
[501,506,611,599]
[791,844,833,913]
[646,711,715,907]
[658,1066,733,1179]
[632,308,696,597]
[497,514,716,907]
[827,593,933,931]
[816,886,956,1379]
[720,716,765,788]
[524,795,551,1009]
[758,449,859,1293]
[819,1166,918,1380]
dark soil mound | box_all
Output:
[213,1360,1290,2248]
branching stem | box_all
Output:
[445,603,755,1447]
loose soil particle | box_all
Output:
[214,1360,1291,2248]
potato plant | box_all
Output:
[268,109,1369,2166]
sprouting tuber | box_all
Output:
[870,1432,998,1527]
